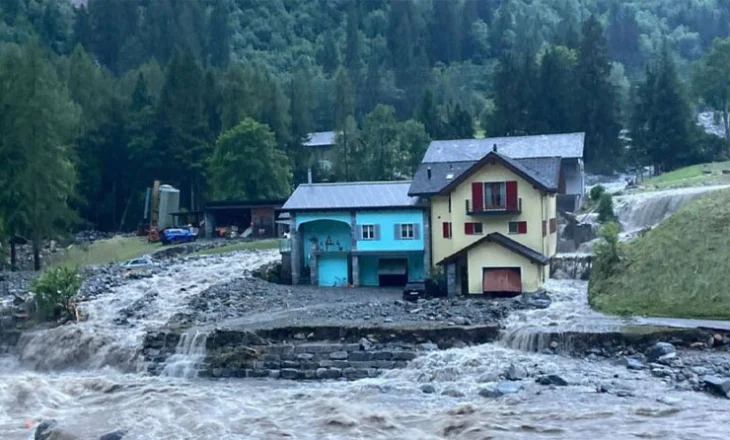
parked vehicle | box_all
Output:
[160,228,197,245]
[120,256,153,272]
[402,279,443,301]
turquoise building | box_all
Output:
[281,181,430,287]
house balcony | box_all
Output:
[466,198,522,216]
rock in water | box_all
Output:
[702,376,730,399]
[35,420,58,440]
[536,375,568,386]
[421,384,436,394]
[496,381,524,395]
[478,387,503,398]
[441,388,465,398]
[645,342,676,362]
[99,431,126,440]
[626,358,646,371]
[506,363,528,380]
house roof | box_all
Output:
[409,152,561,196]
[282,181,425,211]
[423,133,585,163]
[438,232,550,266]
[205,199,287,210]
[303,131,336,148]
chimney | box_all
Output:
[427,166,432,179]
[493,144,498,152]
[307,168,313,184]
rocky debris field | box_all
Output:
[164,275,544,330]
[34,419,125,440]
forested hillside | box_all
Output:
[1,0,730,251]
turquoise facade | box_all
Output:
[293,209,426,287]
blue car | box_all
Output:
[161,228,198,245]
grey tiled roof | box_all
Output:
[303,131,336,147]
[408,156,562,196]
[423,133,585,163]
[283,181,424,211]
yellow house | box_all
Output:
[409,148,561,295]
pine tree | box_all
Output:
[576,15,622,172]
[429,0,461,64]
[416,89,442,139]
[345,1,361,73]
[72,6,93,52]
[445,103,474,139]
[535,46,578,134]
[631,47,697,172]
[0,40,80,269]
[208,0,231,68]
[333,67,355,130]
[490,51,538,136]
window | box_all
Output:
[400,223,415,239]
[542,220,547,237]
[448,194,452,213]
[549,218,558,234]
[509,221,527,235]
[442,222,452,239]
[465,222,483,235]
[484,182,506,209]
[361,224,375,240]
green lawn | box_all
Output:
[51,235,163,269]
[589,188,730,319]
[642,161,730,190]
[193,239,279,256]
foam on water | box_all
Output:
[161,330,209,378]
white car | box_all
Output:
[120,256,153,272]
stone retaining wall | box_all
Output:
[143,324,500,380]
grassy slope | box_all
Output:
[192,239,279,256]
[589,188,730,319]
[642,161,730,190]
[51,236,163,269]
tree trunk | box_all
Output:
[32,238,41,271]
[10,242,17,272]
[723,108,730,151]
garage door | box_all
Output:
[318,255,349,287]
[483,268,521,294]
[378,258,408,287]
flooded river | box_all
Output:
[1,252,729,439]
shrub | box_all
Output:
[597,193,616,222]
[591,222,621,283]
[32,267,83,321]
[589,185,606,202]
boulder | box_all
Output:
[99,431,126,440]
[420,384,436,394]
[505,363,528,381]
[496,380,524,395]
[477,372,500,383]
[441,388,465,398]
[536,375,568,386]
[645,342,676,362]
[359,338,373,351]
[524,290,552,309]
[453,316,471,326]
[625,358,646,371]
[34,420,77,440]
[702,376,730,399]
[478,387,503,398]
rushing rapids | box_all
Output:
[1,252,730,439]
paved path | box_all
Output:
[634,316,730,332]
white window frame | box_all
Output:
[361,224,375,240]
[400,223,415,239]
[484,181,507,210]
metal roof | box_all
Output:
[423,133,585,163]
[283,181,424,211]
[409,156,562,196]
[303,131,336,148]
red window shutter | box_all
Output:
[542,221,547,237]
[506,181,518,210]
[465,223,474,235]
[443,222,451,238]
[550,218,557,233]
[518,221,527,234]
[471,182,484,212]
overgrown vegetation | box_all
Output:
[597,193,616,223]
[589,185,606,202]
[590,222,621,283]
[32,267,83,321]
[51,236,161,269]
[589,189,730,319]
[193,239,279,256]
[642,160,730,189]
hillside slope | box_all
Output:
[589,188,730,319]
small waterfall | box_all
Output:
[614,186,726,233]
[550,254,593,280]
[161,330,209,378]
[501,326,556,352]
